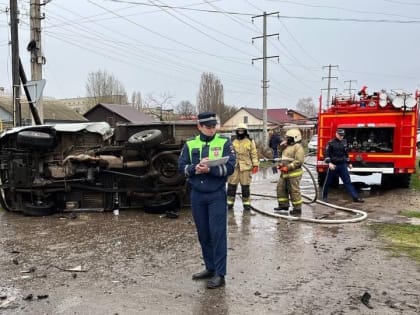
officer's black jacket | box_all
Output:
[324,138,350,165]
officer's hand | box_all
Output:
[252,166,258,174]
[348,163,353,169]
[280,166,288,173]
[328,163,336,170]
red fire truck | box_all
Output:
[316,88,419,188]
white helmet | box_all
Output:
[236,123,248,130]
[285,128,302,142]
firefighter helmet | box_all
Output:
[236,123,248,130]
[285,128,302,142]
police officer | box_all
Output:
[274,128,305,215]
[227,123,259,211]
[178,112,236,289]
[269,130,282,159]
[322,128,364,203]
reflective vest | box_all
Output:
[187,134,228,162]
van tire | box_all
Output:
[128,130,163,148]
[22,201,57,216]
[17,131,55,149]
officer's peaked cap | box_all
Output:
[336,128,345,135]
[198,112,217,126]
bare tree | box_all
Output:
[296,97,317,117]
[196,72,224,117]
[220,104,237,124]
[131,91,142,109]
[85,70,127,104]
[143,92,174,121]
[176,100,196,119]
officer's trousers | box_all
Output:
[191,189,227,276]
[322,163,358,200]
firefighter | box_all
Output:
[227,123,259,211]
[274,128,305,215]
[322,128,364,203]
[178,112,236,289]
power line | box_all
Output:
[102,0,254,15]
[267,0,419,19]
[145,0,252,56]
[277,15,420,24]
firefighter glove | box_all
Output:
[252,166,259,174]
[280,166,288,173]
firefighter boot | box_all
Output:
[274,204,289,214]
[241,185,251,211]
[227,184,237,210]
[289,206,302,216]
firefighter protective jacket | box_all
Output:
[280,143,305,179]
[232,137,259,171]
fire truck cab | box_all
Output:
[316,89,419,188]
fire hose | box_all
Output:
[245,156,368,224]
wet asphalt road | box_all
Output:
[0,166,420,314]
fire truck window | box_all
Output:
[346,128,393,153]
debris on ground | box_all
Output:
[361,291,373,309]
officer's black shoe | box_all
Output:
[207,275,225,289]
[192,270,215,280]
[353,198,364,203]
[243,205,251,211]
[289,209,302,216]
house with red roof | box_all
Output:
[222,107,311,130]
[221,107,316,145]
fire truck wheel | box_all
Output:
[381,174,410,189]
[17,131,55,149]
[317,172,339,188]
[127,129,163,149]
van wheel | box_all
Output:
[317,172,326,187]
[127,130,163,149]
[152,153,184,185]
[22,201,57,216]
[143,194,178,214]
[17,131,55,149]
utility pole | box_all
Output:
[30,0,44,123]
[322,65,338,108]
[252,11,279,149]
[10,0,21,126]
[344,80,357,96]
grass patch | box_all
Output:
[373,223,420,263]
[400,211,420,218]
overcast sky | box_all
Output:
[1,0,419,110]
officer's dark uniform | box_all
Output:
[322,129,363,202]
[178,112,236,288]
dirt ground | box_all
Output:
[0,168,419,315]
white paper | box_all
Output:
[201,156,229,167]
